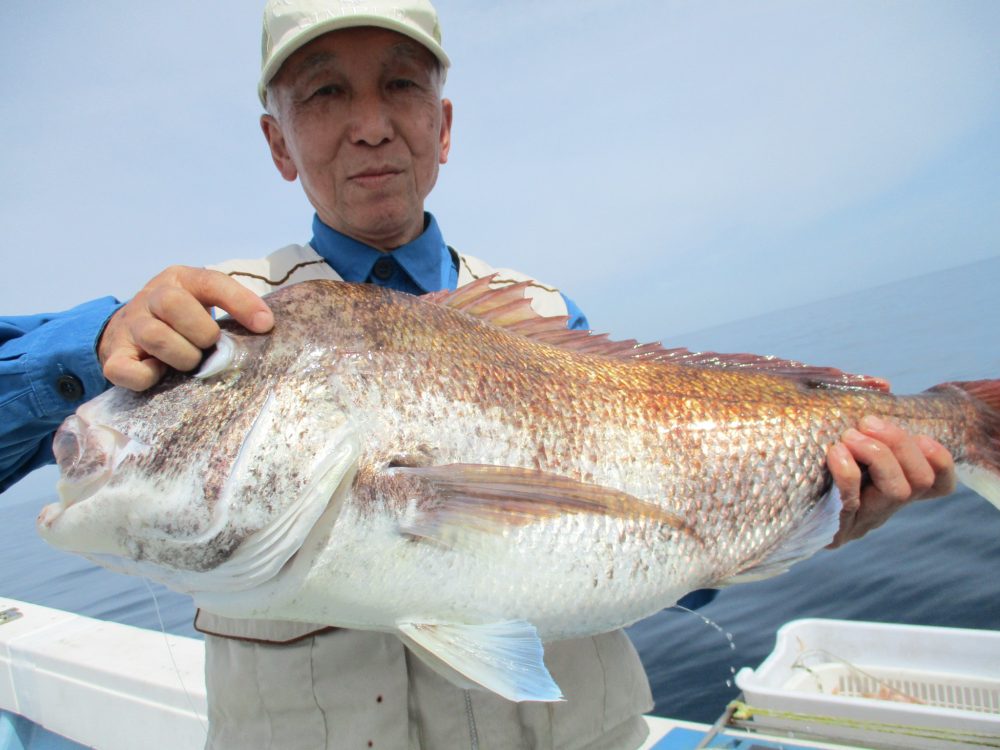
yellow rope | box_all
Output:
[729,700,1000,748]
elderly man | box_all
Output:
[0,1,956,748]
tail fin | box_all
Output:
[937,379,1000,511]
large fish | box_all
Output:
[38,279,1000,701]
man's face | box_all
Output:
[262,27,452,250]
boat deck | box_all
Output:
[3,597,995,750]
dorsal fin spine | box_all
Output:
[423,274,890,392]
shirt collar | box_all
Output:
[309,213,456,294]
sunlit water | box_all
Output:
[1,257,998,724]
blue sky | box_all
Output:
[4,1,999,345]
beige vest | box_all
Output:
[195,243,653,750]
[207,242,571,318]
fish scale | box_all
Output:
[37,277,1000,702]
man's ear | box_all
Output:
[439,98,453,165]
[261,114,298,182]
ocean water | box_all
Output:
[1,257,999,724]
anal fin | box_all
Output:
[397,619,564,703]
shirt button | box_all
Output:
[371,257,396,282]
[56,374,85,402]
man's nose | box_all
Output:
[348,92,394,146]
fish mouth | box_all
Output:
[50,415,135,511]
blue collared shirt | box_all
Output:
[310,213,590,329]
[0,297,122,491]
[311,213,457,295]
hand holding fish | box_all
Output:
[98,266,274,391]
[827,417,957,547]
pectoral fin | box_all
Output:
[386,463,694,548]
[397,619,563,702]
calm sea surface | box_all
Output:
[2,257,998,724]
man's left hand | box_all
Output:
[826,416,956,548]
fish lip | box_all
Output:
[53,418,83,471]
[52,418,135,510]
[56,469,111,509]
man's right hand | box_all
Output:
[98,266,274,391]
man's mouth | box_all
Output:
[349,166,403,187]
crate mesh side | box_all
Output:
[838,672,1000,714]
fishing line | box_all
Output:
[143,578,209,733]
[671,604,739,687]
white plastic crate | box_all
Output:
[735,618,1000,750]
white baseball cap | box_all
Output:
[259,0,451,106]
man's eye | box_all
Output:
[311,84,342,98]
[388,79,416,91]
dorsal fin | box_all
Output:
[423,275,890,393]
[652,350,891,392]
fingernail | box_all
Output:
[252,311,274,331]
[829,442,851,466]
[843,428,864,442]
[861,415,885,431]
